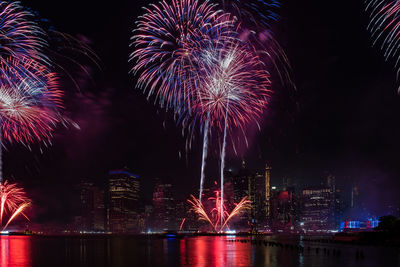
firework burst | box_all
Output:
[192,42,271,132]
[188,41,270,220]
[130,0,234,113]
[0,181,30,230]
[0,58,63,147]
[218,0,294,89]
[188,191,251,232]
[131,0,274,225]
[0,1,48,67]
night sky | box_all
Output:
[7,1,400,224]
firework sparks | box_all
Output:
[193,43,271,132]
[0,58,63,147]
[220,0,281,29]
[188,195,216,231]
[130,0,234,113]
[188,191,251,232]
[131,0,237,207]
[0,1,48,68]
[179,218,186,231]
[218,0,294,89]
[131,0,274,219]
[0,181,30,230]
[0,57,65,185]
[191,42,271,223]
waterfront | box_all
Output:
[0,235,399,267]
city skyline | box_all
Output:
[61,163,395,234]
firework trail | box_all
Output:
[192,42,271,222]
[220,108,228,228]
[0,2,90,230]
[366,0,400,91]
[131,1,272,218]
[188,191,251,232]
[192,43,271,133]
[179,218,186,231]
[0,181,30,230]
[199,116,209,202]
[131,0,235,205]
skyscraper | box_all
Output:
[233,166,250,203]
[247,162,272,229]
[249,172,267,229]
[301,187,335,230]
[93,187,106,231]
[76,182,106,232]
[108,169,140,233]
[77,181,95,231]
[152,182,175,231]
[265,163,272,220]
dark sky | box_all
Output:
[8,0,400,223]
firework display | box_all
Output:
[366,0,400,89]
[0,1,70,230]
[218,0,293,89]
[191,42,271,224]
[220,0,281,29]
[192,42,271,132]
[131,0,282,229]
[0,1,48,68]
[0,181,30,231]
[0,58,63,146]
[188,191,251,232]
[130,0,234,113]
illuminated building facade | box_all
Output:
[233,166,250,203]
[249,172,268,229]
[301,187,336,230]
[108,169,140,233]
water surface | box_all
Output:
[0,235,398,267]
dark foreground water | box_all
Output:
[0,235,399,267]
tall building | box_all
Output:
[247,162,272,230]
[233,167,250,203]
[301,187,335,230]
[93,188,106,231]
[249,171,267,229]
[76,182,106,232]
[108,169,140,233]
[265,163,272,220]
[327,174,342,228]
[270,187,297,231]
[152,182,175,231]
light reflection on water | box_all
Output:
[0,236,31,267]
[0,235,398,267]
